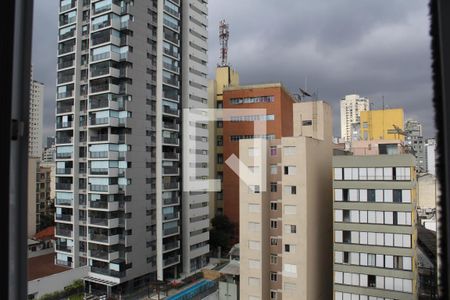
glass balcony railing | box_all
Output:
[56,198,72,206]
[163,255,180,267]
[55,228,72,237]
[56,168,72,175]
[56,183,72,190]
[56,244,73,252]
[57,90,74,99]
[163,182,179,190]
[56,121,73,129]
[163,227,179,236]
[91,267,125,278]
[56,214,72,222]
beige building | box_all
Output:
[340,94,370,142]
[333,153,418,300]
[208,65,240,218]
[417,174,439,209]
[239,101,333,300]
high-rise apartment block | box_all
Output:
[360,108,405,141]
[239,101,333,300]
[340,94,370,142]
[333,153,417,300]
[425,138,436,176]
[55,0,209,295]
[30,78,45,158]
[37,162,56,231]
[208,65,240,218]
[405,120,426,173]
[222,83,296,239]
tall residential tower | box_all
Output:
[340,94,370,142]
[55,0,209,295]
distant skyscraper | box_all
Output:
[29,71,44,158]
[405,120,426,172]
[333,152,417,299]
[54,0,209,296]
[340,94,370,142]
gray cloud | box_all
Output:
[32,0,435,140]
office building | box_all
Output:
[340,94,370,142]
[425,138,436,176]
[360,108,405,141]
[208,65,240,218]
[333,153,418,300]
[239,101,333,300]
[30,77,45,158]
[405,120,426,173]
[55,0,209,295]
[222,83,297,240]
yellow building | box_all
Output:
[208,66,240,218]
[360,108,405,141]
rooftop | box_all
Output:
[34,226,55,241]
[28,253,69,281]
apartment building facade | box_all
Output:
[340,94,370,142]
[239,101,333,300]
[208,66,239,218]
[222,83,296,239]
[405,120,426,173]
[30,78,45,158]
[333,154,418,300]
[55,0,209,295]
[360,108,405,142]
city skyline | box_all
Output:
[33,0,435,141]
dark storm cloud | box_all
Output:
[207,0,435,137]
[33,0,435,139]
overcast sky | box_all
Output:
[32,0,435,141]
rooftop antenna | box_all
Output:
[219,20,230,67]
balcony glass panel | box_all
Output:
[58,39,76,55]
[59,24,76,41]
[164,0,180,18]
[60,10,77,26]
[57,84,74,99]
[60,0,76,12]
[163,13,179,31]
[163,41,179,58]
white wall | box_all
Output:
[28,266,88,299]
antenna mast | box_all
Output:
[219,20,230,66]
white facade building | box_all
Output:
[55,0,209,296]
[340,94,370,142]
[30,78,44,158]
[426,138,436,176]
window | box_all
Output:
[270,254,278,264]
[335,189,343,201]
[284,165,296,175]
[285,244,296,253]
[270,220,278,229]
[270,238,278,245]
[270,272,278,282]
[270,291,277,300]
[367,189,375,202]
[270,146,277,156]
[270,164,277,174]
[302,120,312,126]
[283,264,297,277]
[334,168,343,180]
[270,182,278,192]
[335,210,343,222]
[284,185,296,195]
[285,224,296,234]
[368,275,376,288]
[270,202,278,211]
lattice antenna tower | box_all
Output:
[219,20,230,66]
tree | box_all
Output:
[210,215,235,256]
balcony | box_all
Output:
[163,241,180,253]
[163,182,179,190]
[89,217,120,228]
[163,106,179,116]
[58,45,75,56]
[89,117,119,127]
[90,66,120,79]
[58,59,75,69]
[56,244,73,253]
[56,214,73,222]
[90,134,119,143]
[89,98,120,110]
[162,166,179,176]
[91,51,120,63]
[57,74,74,85]
[89,184,119,194]
[89,151,119,160]
[56,168,73,175]
[56,136,73,145]
[163,255,180,267]
[163,212,179,222]
[164,5,180,18]
[56,198,73,206]
[163,48,179,59]
[89,234,120,245]
[163,197,179,206]
[90,249,119,261]
[55,228,72,238]
[163,122,179,131]
[163,226,179,237]
[163,138,179,146]
[163,152,179,160]
[163,62,179,73]
[89,200,120,211]
[89,167,119,177]
[60,1,76,12]
[56,152,73,159]
[56,183,73,191]
[90,83,120,94]
[56,121,73,129]
[90,267,125,278]
[57,90,74,100]
[56,259,72,268]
